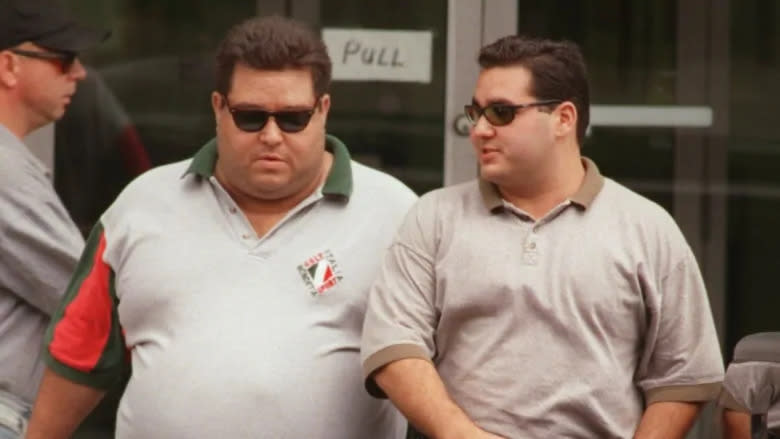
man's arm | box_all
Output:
[28,221,126,438]
[361,197,500,438]
[25,368,105,439]
[0,159,84,315]
[721,408,750,439]
[634,242,724,438]
[374,358,504,439]
[632,401,701,439]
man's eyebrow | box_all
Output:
[227,102,265,110]
[227,102,314,111]
[487,98,515,106]
[471,97,516,107]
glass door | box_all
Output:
[289,0,452,194]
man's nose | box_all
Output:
[470,114,496,138]
[68,58,87,80]
[258,116,284,144]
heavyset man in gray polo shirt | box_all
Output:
[361,36,725,438]
[26,16,416,438]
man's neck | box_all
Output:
[220,152,334,236]
[0,96,34,139]
[497,151,586,220]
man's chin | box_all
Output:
[249,177,298,198]
[51,108,67,122]
[479,165,507,183]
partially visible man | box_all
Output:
[0,1,108,437]
[26,15,416,439]
[718,333,780,439]
[361,35,724,439]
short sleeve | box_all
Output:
[360,195,440,398]
[637,248,725,404]
[43,222,127,389]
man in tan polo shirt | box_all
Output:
[361,35,724,439]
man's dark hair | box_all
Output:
[215,15,332,99]
[478,35,590,146]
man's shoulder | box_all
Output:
[597,178,688,251]
[0,135,37,175]
[599,178,676,224]
[350,160,410,189]
[415,179,481,211]
[384,180,481,234]
[350,160,418,206]
[0,136,54,201]
[426,179,480,198]
[121,159,191,190]
[107,158,192,208]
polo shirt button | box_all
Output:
[242,234,251,240]
[229,207,238,214]
[528,242,536,249]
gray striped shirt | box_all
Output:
[0,124,83,403]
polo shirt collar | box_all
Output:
[183,134,354,198]
[569,157,605,208]
[479,156,605,211]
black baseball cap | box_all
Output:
[0,0,110,52]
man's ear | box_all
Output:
[319,93,331,118]
[554,101,577,139]
[211,91,223,123]
[0,50,20,88]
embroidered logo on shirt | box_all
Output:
[297,250,343,296]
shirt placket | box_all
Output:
[504,200,573,266]
[209,177,324,252]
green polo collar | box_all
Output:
[320,135,353,197]
[184,134,353,198]
[185,138,219,179]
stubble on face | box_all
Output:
[213,65,331,207]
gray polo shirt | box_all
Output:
[361,158,724,438]
[0,124,84,403]
[45,135,417,439]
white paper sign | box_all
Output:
[323,28,433,83]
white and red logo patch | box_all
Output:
[297,250,343,296]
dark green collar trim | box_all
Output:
[322,134,353,198]
[182,134,353,199]
[184,137,218,178]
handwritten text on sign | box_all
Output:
[323,29,433,83]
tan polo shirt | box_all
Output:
[361,158,724,438]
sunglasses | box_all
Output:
[223,95,319,133]
[10,48,78,74]
[464,99,562,126]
